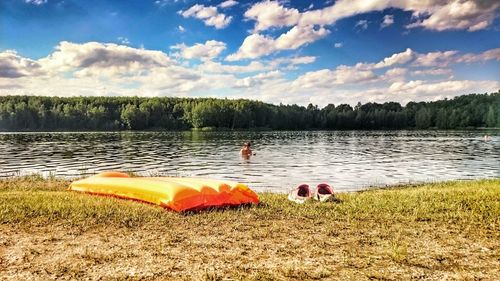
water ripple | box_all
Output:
[0,130,499,192]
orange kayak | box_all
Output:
[69,172,259,212]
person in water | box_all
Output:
[240,142,254,157]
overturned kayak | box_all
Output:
[69,172,259,212]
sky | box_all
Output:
[1,0,499,106]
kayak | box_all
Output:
[69,172,259,212]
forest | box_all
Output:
[0,92,498,131]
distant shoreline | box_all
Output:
[1,127,499,133]
[1,93,499,131]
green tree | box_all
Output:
[121,104,148,130]
[485,106,496,127]
[415,108,431,129]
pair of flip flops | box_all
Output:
[288,183,334,203]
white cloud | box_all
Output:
[0,50,43,78]
[334,42,343,48]
[180,4,232,29]
[413,50,458,67]
[292,66,378,88]
[235,71,282,88]
[275,25,329,49]
[381,15,394,28]
[382,67,407,82]
[117,37,130,45]
[280,56,316,66]
[456,48,500,63]
[244,1,301,31]
[244,0,499,32]
[197,60,268,74]
[298,0,393,27]
[355,20,368,30]
[374,48,414,69]
[412,48,500,67]
[407,1,499,32]
[226,34,275,61]
[0,42,239,97]
[155,0,186,7]
[198,55,316,74]
[25,0,47,5]
[1,42,499,107]
[227,25,329,60]
[388,80,500,98]
[233,0,494,61]
[38,41,174,77]
[310,80,499,106]
[171,40,226,60]
[178,25,186,32]
[218,0,238,9]
[354,48,415,70]
[412,68,453,77]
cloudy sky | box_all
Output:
[1,0,499,105]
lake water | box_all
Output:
[0,131,498,192]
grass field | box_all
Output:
[0,177,499,280]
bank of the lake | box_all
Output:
[0,177,499,280]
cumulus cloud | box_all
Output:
[235,71,282,88]
[413,50,459,67]
[412,68,453,77]
[178,25,186,32]
[244,0,499,32]
[197,60,268,74]
[382,67,407,82]
[117,37,130,45]
[233,0,494,61]
[292,66,378,89]
[38,41,173,77]
[456,48,500,63]
[0,50,43,78]
[171,40,226,60]
[279,56,316,66]
[334,42,343,48]
[353,48,415,70]
[373,48,414,69]
[411,48,500,67]
[180,4,232,29]
[0,42,240,97]
[355,20,368,30]
[387,80,499,98]
[227,25,329,60]
[275,25,329,49]
[218,0,238,9]
[282,46,500,105]
[226,34,275,61]
[198,55,316,74]
[381,15,394,28]
[244,1,301,31]
[1,42,499,107]
[406,1,499,32]
[25,0,47,5]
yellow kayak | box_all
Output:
[69,172,259,212]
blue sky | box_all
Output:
[1,0,499,105]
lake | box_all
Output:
[0,130,498,192]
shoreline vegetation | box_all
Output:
[0,177,498,280]
[1,92,499,131]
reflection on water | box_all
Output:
[0,131,499,192]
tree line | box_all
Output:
[0,92,498,131]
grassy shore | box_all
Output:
[0,177,499,280]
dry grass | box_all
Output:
[0,176,499,280]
